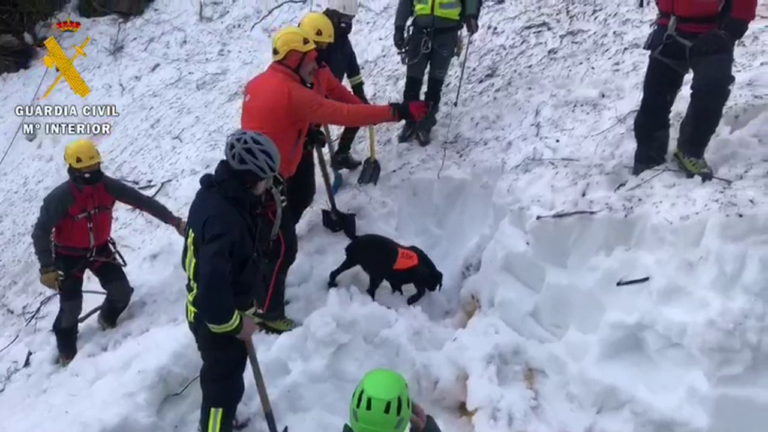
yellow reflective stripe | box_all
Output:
[207,311,241,333]
[184,229,199,323]
[208,408,223,432]
[348,75,363,86]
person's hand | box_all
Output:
[39,267,62,291]
[394,26,406,50]
[465,16,479,35]
[237,315,260,340]
[173,218,186,236]
[410,402,427,432]
[390,101,430,122]
[306,127,327,149]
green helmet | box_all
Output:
[349,369,412,432]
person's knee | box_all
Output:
[56,298,83,329]
[104,280,133,306]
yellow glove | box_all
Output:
[39,267,62,291]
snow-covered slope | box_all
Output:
[0,0,767,431]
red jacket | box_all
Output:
[314,65,362,104]
[241,64,395,179]
[656,0,757,33]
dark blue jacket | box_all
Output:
[181,160,265,336]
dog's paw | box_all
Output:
[406,295,421,306]
[327,280,338,289]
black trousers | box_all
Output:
[403,27,459,129]
[337,127,359,154]
[53,243,133,357]
[286,148,315,224]
[191,323,247,432]
[633,27,734,169]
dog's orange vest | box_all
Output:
[394,248,419,270]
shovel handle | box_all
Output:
[322,124,335,155]
[314,143,338,211]
[368,126,376,160]
[245,338,281,432]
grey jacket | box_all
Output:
[395,0,481,30]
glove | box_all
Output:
[305,126,326,149]
[351,83,369,104]
[39,267,62,291]
[390,101,430,122]
[465,16,479,35]
[394,26,406,50]
[172,217,186,237]
[690,29,735,56]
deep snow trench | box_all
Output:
[0,1,766,432]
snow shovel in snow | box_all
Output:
[315,142,357,239]
[245,337,288,432]
[357,126,380,186]
[321,125,343,195]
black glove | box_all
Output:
[305,126,326,149]
[394,26,406,50]
[690,29,735,56]
[464,15,479,35]
[721,17,749,41]
[351,83,369,104]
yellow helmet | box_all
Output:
[64,139,101,169]
[299,12,335,44]
[272,26,316,61]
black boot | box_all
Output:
[399,121,417,143]
[415,78,444,146]
[331,151,362,171]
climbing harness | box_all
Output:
[399,25,433,66]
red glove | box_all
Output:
[390,101,430,122]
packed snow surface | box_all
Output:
[0,0,767,431]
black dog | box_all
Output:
[327,234,443,305]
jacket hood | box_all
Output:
[200,160,264,210]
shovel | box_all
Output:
[321,124,343,195]
[314,142,357,239]
[245,337,288,432]
[358,126,380,186]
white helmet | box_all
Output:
[324,0,358,16]
[225,129,280,180]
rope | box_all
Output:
[0,67,50,169]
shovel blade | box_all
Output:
[322,208,357,239]
[358,158,381,185]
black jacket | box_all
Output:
[181,161,265,336]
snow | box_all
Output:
[0,0,767,431]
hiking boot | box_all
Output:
[97,310,116,330]
[674,149,713,181]
[415,128,431,146]
[331,152,362,171]
[398,121,417,143]
[257,317,299,334]
[631,161,663,176]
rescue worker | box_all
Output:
[632,0,757,180]
[182,129,281,432]
[31,139,185,365]
[343,369,443,432]
[394,0,481,146]
[318,0,369,171]
[240,26,428,333]
[292,11,368,223]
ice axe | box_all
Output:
[315,142,356,239]
[321,125,343,195]
[357,126,380,186]
[245,337,288,432]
